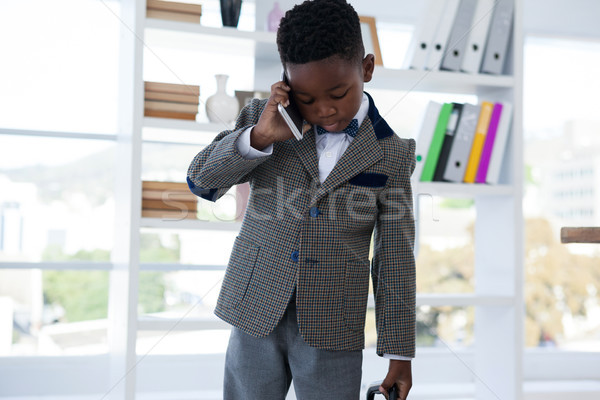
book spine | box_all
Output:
[144,81,200,96]
[413,101,443,181]
[420,103,453,182]
[145,100,199,113]
[464,101,494,183]
[142,189,197,201]
[142,199,198,211]
[404,0,445,70]
[433,103,463,181]
[460,0,495,74]
[144,91,199,104]
[475,103,503,183]
[440,0,478,72]
[480,0,514,75]
[146,0,202,15]
[425,0,460,71]
[443,103,480,183]
[142,181,191,191]
[486,102,513,184]
[146,9,201,24]
[144,109,197,120]
[141,209,197,220]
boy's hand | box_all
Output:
[251,81,300,149]
[379,359,412,400]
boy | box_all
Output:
[187,0,416,398]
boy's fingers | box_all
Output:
[378,385,389,399]
[270,81,290,94]
[302,122,311,134]
[269,83,290,108]
[397,383,410,400]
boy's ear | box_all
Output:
[362,54,375,83]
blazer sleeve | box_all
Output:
[187,98,270,202]
[371,138,417,357]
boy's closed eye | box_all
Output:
[331,89,349,99]
[297,97,314,105]
[296,90,349,105]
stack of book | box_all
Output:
[142,181,198,220]
[414,100,513,185]
[144,81,200,120]
[405,0,513,75]
[146,0,203,24]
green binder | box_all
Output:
[420,102,453,182]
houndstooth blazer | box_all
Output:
[187,92,416,357]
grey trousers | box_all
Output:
[224,297,363,400]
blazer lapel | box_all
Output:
[312,117,383,204]
[292,128,320,183]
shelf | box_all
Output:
[144,18,278,61]
[138,294,515,332]
[140,218,242,231]
[138,315,229,331]
[143,18,512,96]
[0,127,116,141]
[414,181,514,198]
[416,293,514,307]
[140,263,226,271]
[369,67,514,94]
[0,261,225,272]
[366,293,514,309]
[0,261,114,270]
[144,117,231,132]
[142,117,229,145]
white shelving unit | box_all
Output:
[104,1,524,399]
[143,117,228,132]
[139,218,242,231]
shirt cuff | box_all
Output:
[236,126,273,159]
[383,353,413,361]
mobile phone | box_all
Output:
[277,71,305,141]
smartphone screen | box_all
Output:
[278,71,305,140]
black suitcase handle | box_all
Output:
[366,383,398,400]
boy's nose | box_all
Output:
[315,101,335,118]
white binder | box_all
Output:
[425,0,460,71]
[405,0,446,70]
[485,102,513,184]
[443,103,481,182]
[440,0,478,72]
[460,0,495,74]
[480,0,514,75]
[413,101,443,182]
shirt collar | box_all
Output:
[314,92,369,137]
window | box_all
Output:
[0,0,120,356]
[0,0,120,134]
[524,36,600,350]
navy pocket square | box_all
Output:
[349,172,388,188]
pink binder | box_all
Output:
[475,103,503,183]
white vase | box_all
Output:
[206,74,239,124]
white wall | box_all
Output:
[256,0,600,39]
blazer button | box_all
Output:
[309,206,320,218]
[291,250,299,262]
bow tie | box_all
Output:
[316,119,359,138]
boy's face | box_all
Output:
[285,55,375,133]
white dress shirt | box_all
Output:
[235,93,411,361]
[237,94,368,181]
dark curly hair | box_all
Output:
[276,0,365,66]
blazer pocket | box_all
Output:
[217,236,260,310]
[343,261,370,333]
[349,172,388,188]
